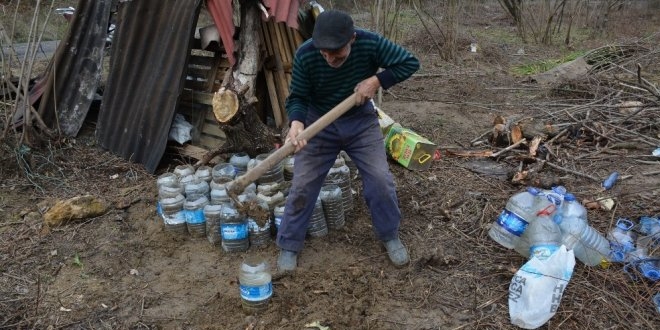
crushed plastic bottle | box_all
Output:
[526,213,562,260]
[623,248,660,281]
[555,193,611,266]
[607,218,636,262]
[512,191,562,257]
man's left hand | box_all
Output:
[354,76,381,106]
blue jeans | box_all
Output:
[276,104,401,252]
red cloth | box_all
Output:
[206,0,301,66]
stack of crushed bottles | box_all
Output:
[489,186,660,280]
[155,151,356,250]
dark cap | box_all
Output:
[312,10,354,50]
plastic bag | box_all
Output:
[509,245,576,329]
[168,114,194,144]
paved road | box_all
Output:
[2,40,60,62]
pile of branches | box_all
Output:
[464,43,659,189]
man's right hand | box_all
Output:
[286,120,307,153]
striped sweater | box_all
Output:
[285,28,420,124]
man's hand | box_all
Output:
[354,75,381,106]
[286,120,307,153]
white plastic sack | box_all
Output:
[168,114,194,144]
[509,245,576,329]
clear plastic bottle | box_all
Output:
[173,164,195,178]
[607,218,636,262]
[273,203,285,232]
[195,165,213,183]
[307,196,328,238]
[624,248,660,281]
[230,152,251,176]
[489,187,542,249]
[320,184,345,230]
[525,214,562,260]
[555,193,611,266]
[184,196,208,238]
[212,163,236,184]
[247,200,272,248]
[513,192,562,257]
[220,203,249,252]
[239,256,272,314]
[203,204,223,245]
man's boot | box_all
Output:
[277,249,298,271]
[384,238,409,267]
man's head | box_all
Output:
[313,10,356,68]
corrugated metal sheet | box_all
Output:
[263,0,300,28]
[96,0,202,173]
[37,1,112,136]
[207,0,299,66]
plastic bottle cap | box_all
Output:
[616,218,634,231]
[552,186,567,195]
[527,187,540,195]
[564,193,576,202]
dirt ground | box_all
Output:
[2,3,660,330]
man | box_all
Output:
[276,9,420,271]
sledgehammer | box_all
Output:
[225,93,358,200]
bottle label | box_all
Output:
[221,223,248,240]
[185,208,205,224]
[248,219,271,232]
[496,209,529,237]
[240,282,273,302]
[530,244,558,260]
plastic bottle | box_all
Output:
[173,164,195,178]
[607,218,636,262]
[273,203,285,232]
[307,196,328,238]
[239,256,273,314]
[524,214,562,260]
[229,152,250,176]
[195,165,213,183]
[623,248,660,281]
[283,156,295,181]
[513,192,562,257]
[219,203,249,252]
[320,184,345,230]
[184,195,208,238]
[212,163,236,184]
[184,178,210,201]
[638,216,660,249]
[555,194,611,266]
[247,200,272,248]
[203,204,223,245]
[489,187,542,249]
[602,171,619,190]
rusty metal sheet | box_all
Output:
[96,0,202,173]
[37,1,112,136]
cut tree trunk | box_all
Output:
[195,2,279,166]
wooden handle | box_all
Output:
[227,93,357,195]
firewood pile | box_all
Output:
[456,44,660,190]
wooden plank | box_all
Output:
[188,55,216,67]
[180,89,215,106]
[201,121,226,138]
[264,70,283,128]
[273,22,291,65]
